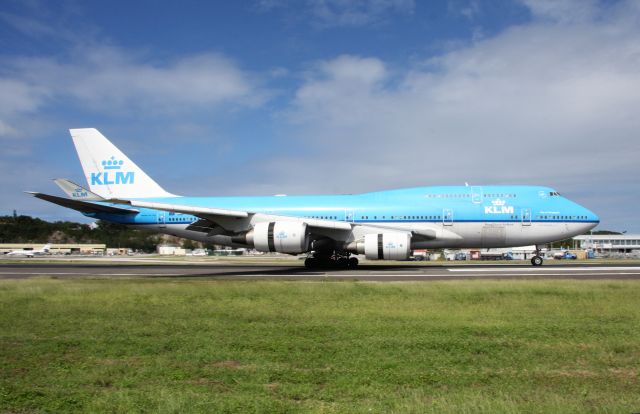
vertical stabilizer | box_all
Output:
[69,128,176,199]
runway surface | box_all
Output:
[2,262,640,281]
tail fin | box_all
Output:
[69,128,175,199]
[42,244,51,252]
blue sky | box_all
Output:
[1,0,639,232]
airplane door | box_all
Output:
[344,209,355,223]
[443,208,453,226]
[157,213,166,228]
[471,186,483,204]
[521,208,531,226]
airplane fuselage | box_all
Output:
[87,185,598,250]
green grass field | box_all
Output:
[1,279,639,413]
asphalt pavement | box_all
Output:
[2,261,640,281]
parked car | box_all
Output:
[554,251,577,260]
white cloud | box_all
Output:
[256,0,415,27]
[292,55,387,124]
[449,0,481,21]
[0,46,261,140]
[0,11,61,38]
[309,0,415,26]
[0,78,51,140]
[519,0,599,24]
[0,79,46,116]
[0,120,17,138]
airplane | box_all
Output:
[6,244,52,257]
[29,128,600,268]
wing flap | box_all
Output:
[304,218,352,231]
[411,228,437,240]
[124,200,249,220]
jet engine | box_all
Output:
[249,221,309,254]
[347,233,411,260]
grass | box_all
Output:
[1,279,639,413]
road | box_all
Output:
[2,262,640,281]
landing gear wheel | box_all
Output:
[304,257,318,269]
[531,255,543,266]
[307,251,358,270]
[337,257,349,269]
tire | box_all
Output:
[531,255,543,266]
[304,257,317,269]
[348,257,359,268]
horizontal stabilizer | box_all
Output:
[27,192,138,215]
[53,178,104,201]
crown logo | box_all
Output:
[491,199,506,206]
[102,156,124,170]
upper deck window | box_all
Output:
[549,191,561,196]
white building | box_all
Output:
[573,234,640,255]
[0,243,106,255]
[157,245,187,256]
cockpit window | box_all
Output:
[549,191,560,196]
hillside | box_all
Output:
[0,215,163,252]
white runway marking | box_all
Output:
[233,272,640,278]
[447,266,640,272]
[0,272,186,276]
[2,268,640,279]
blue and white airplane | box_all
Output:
[31,128,599,267]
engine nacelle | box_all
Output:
[252,221,309,254]
[363,233,411,260]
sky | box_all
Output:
[1,0,639,232]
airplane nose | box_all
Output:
[583,207,599,231]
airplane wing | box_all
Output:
[115,199,440,239]
[28,192,138,215]
[117,199,353,232]
[122,200,249,219]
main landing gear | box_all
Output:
[304,252,358,269]
[530,245,544,266]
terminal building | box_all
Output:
[573,234,640,255]
[0,243,106,255]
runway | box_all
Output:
[2,262,640,281]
